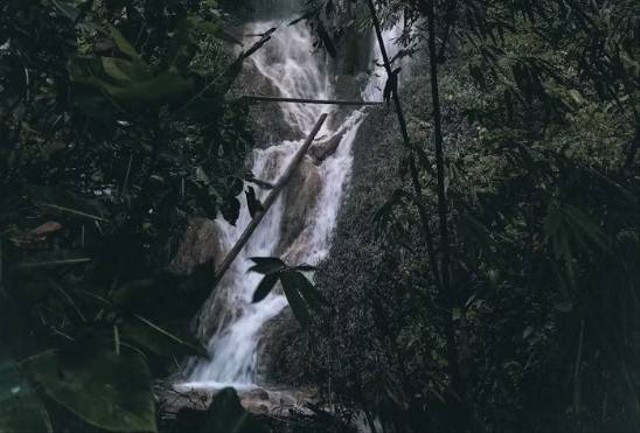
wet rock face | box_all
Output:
[168,218,223,275]
[235,61,303,145]
[256,308,308,386]
[276,156,323,255]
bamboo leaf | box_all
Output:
[109,26,142,62]
[247,257,286,275]
[252,274,279,303]
[280,271,312,327]
[25,349,156,432]
[283,270,326,312]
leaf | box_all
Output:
[25,350,156,432]
[221,198,240,225]
[280,271,312,327]
[124,315,208,358]
[109,26,142,62]
[101,57,151,83]
[0,361,52,433]
[247,257,286,275]
[245,187,263,219]
[282,271,326,312]
[252,274,279,303]
[173,388,269,433]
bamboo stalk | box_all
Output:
[213,113,328,284]
[243,95,383,106]
[365,0,440,290]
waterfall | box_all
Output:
[176,10,398,391]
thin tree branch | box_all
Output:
[242,95,383,106]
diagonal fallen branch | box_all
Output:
[212,113,329,285]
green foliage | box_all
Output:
[248,257,325,328]
[0,0,258,431]
[303,1,639,432]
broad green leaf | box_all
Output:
[280,271,311,328]
[0,361,52,433]
[245,187,263,219]
[101,57,151,83]
[252,274,279,303]
[173,388,269,433]
[25,350,156,432]
[109,27,142,62]
[282,271,326,312]
[247,257,286,275]
[221,197,241,225]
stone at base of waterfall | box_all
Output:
[163,385,316,418]
[167,217,223,275]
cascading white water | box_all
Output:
[177,12,399,391]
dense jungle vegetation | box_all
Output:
[1,0,638,432]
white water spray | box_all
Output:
[177,14,399,391]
